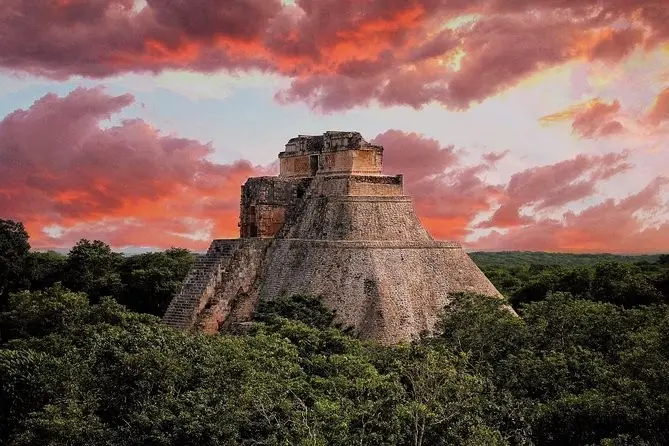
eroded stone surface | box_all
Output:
[163,131,502,343]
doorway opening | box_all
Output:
[309,155,319,176]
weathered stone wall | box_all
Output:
[239,177,311,237]
[279,131,384,178]
[167,235,501,343]
[283,131,378,154]
[303,174,403,197]
[348,175,403,196]
[279,154,313,178]
[281,194,432,242]
[317,149,383,176]
[258,239,500,343]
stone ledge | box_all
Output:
[274,239,462,249]
[309,174,401,182]
[328,196,412,202]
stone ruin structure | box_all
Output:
[163,131,501,344]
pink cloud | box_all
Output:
[648,87,669,126]
[472,177,669,253]
[0,87,264,249]
[479,152,632,228]
[374,130,502,240]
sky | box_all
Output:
[0,0,668,253]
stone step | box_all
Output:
[163,241,239,329]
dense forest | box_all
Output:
[1,219,668,445]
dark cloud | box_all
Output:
[1,0,666,110]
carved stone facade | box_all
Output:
[163,131,502,344]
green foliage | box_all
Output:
[380,344,506,446]
[0,220,30,307]
[590,262,664,307]
[476,254,669,308]
[0,221,196,316]
[7,283,665,445]
[1,222,668,445]
[1,285,305,445]
[0,284,90,342]
[62,239,124,303]
[470,251,663,268]
[432,292,669,445]
[117,248,195,315]
[3,286,498,446]
[253,294,339,330]
[25,250,67,291]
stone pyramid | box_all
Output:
[163,131,501,344]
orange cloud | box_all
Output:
[648,87,669,125]
[1,98,665,253]
[541,98,626,139]
[0,87,265,250]
[373,130,502,240]
[573,27,645,62]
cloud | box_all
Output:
[478,152,632,228]
[1,0,667,111]
[540,98,626,139]
[571,100,625,138]
[471,177,669,253]
[647,87,669,126]
[373,129,458,179]
[482,150,509,165]
[371,130,660,253]
[0,87,265,249]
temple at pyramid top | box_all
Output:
[279,131,384,177]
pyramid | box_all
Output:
[163,131,501,343]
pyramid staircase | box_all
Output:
[163,240,237,329]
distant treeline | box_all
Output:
[1,219,669,445]
[469,250,665,267]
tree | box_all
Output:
[118,248,195,316]
[254,294,339,330]
[390,345,505,446]
[0,220,30,306]
[591,262,663,307]
[25,251,67,291]
[433,293,527,367]
[63,240,123,303]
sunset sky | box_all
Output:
[1,0,668,253]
